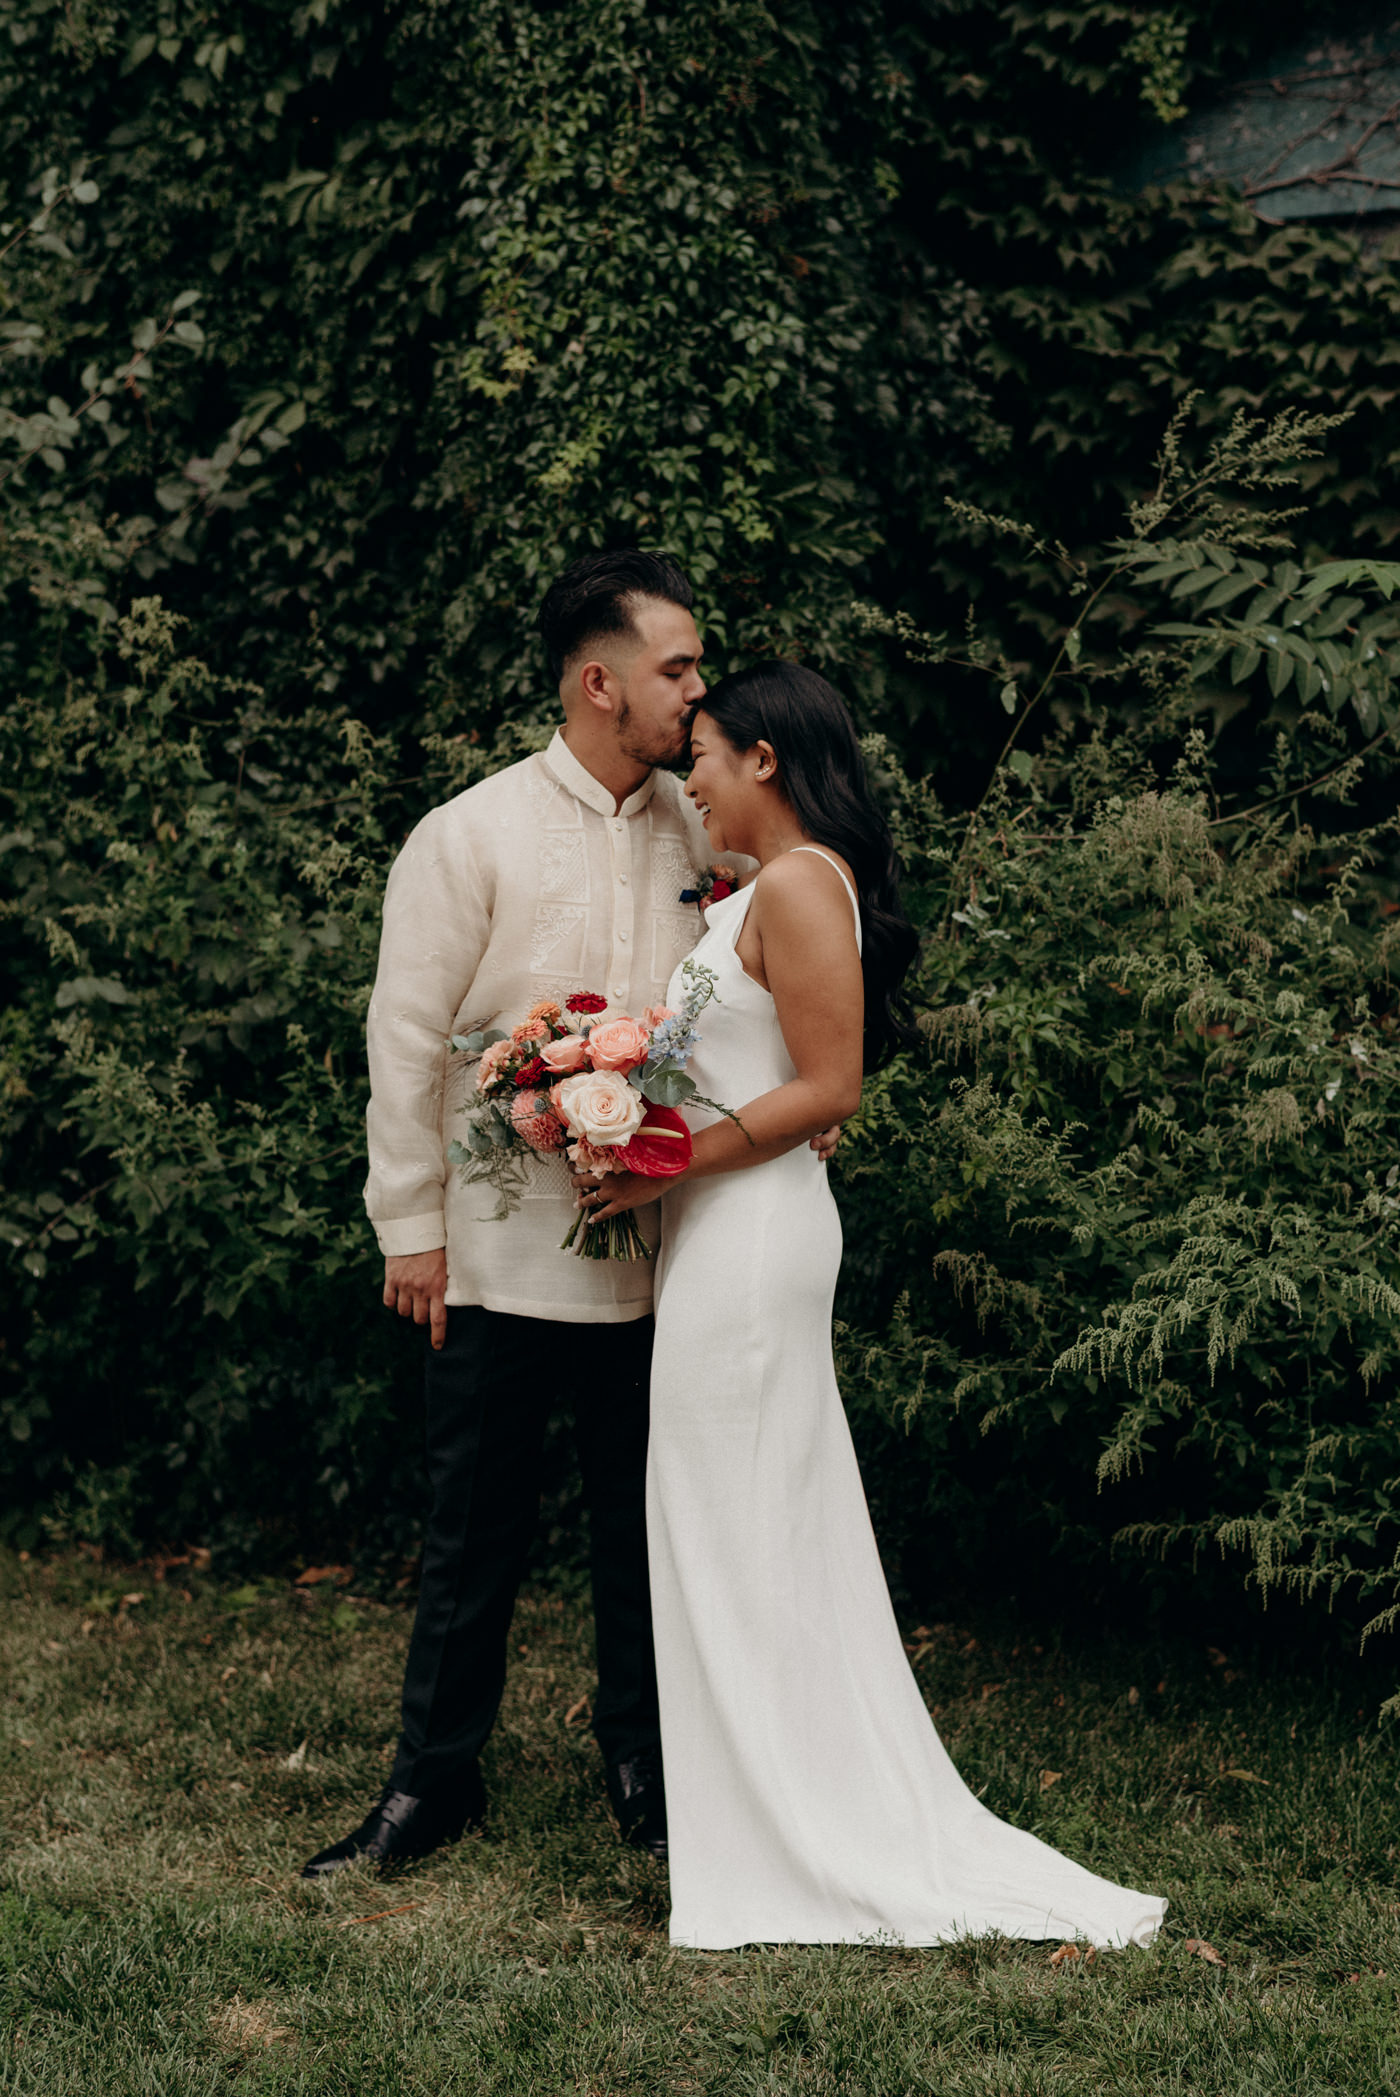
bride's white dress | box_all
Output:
[648,850,1166,1951]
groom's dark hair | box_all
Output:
[536,548,694,685]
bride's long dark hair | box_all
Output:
[696,661,919,1071]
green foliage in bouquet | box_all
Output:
[836,403,1400,1678]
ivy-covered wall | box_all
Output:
[0,0,983,732]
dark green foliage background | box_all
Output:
[7,0,1400,1660]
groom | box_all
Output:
[303,549,832,1879]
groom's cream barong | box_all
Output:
[364,732,709,1322]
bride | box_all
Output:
[575,661,1165,1952]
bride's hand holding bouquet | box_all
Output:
[449,961,738,1259]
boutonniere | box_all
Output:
[680,863,737,907]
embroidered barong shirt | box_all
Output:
[364,731,710,1323]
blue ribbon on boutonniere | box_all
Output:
[681,863,737,906]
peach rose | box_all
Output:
[539,1032,590,1074]
[643,1005,676,1029]
[586,1015,652,1073]
[554,1068,647,1149]
[475,1038,513,1091]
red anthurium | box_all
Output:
[617,1104,693,1177]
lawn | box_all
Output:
[2,1549,1399,2094]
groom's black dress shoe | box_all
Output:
[300,1775,485,1880]
[606,1748,668,1862]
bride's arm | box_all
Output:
[582,858,864,1220]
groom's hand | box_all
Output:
[383,1248,449,1351]
[811,1123,842,1163]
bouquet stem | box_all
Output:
[559,1210,653,1261]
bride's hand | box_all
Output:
[575,1169,654,1223]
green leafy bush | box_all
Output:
[837,409,1400,1674]
[0,553,447,1554]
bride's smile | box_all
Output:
[684,711,785,863]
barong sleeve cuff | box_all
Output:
[374,1211,448,1258]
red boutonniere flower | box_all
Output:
[680,864,737,906]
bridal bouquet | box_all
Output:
[448,959,731,1259]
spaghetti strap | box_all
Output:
[789,846,862,946]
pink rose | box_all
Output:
[554,1068,647,1149]
[475,1038,513,1091]
[539,1032,589,1074]
[586,1016,652,1073]
[643,1005,676,1029]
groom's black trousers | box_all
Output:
[388,1305,660,1804]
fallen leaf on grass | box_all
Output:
[1039,1770,1063,1793]
[1210,1768,1270,1787]
[1049,1942,1094,1967]
[295,1564,352,1587]
[338,1902,419,1929]
[209,1995,294,2051]
[281,1738,308,1771]
[1185,1937,1225,1966]
[564,1695,591,1727]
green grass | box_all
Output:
[2,1551,1400,2094]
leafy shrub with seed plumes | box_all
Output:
[837,405,1400,1700]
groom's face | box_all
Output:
[612,597,707,768]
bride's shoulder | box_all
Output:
[756,848,855,900]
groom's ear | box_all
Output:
[578,657,622,716]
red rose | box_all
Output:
[514,1056,547,1087]
[710,879,734,901]
[566,991,608,1014]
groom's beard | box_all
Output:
[616,697,689,771]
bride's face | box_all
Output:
[684,713,754,856]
